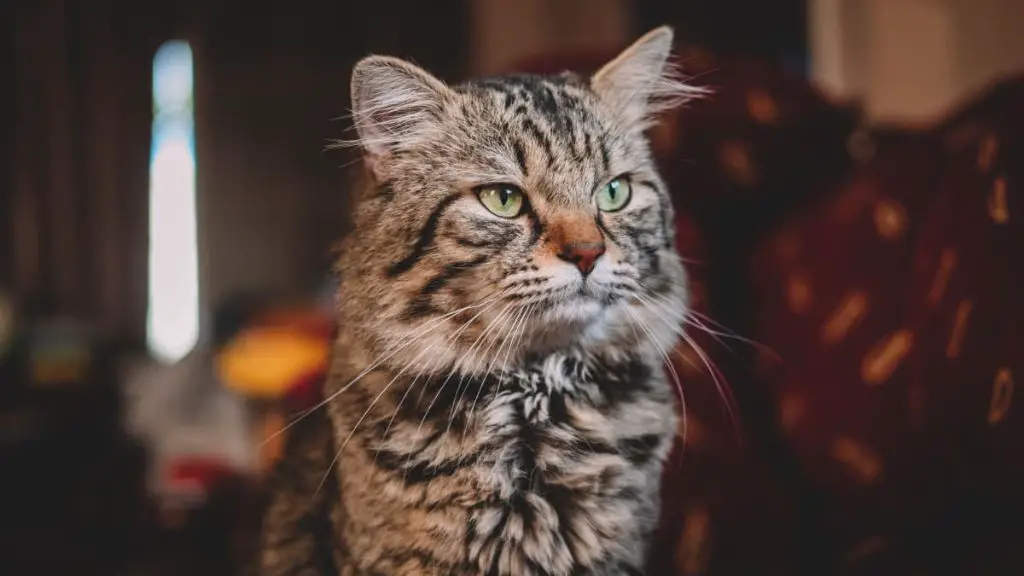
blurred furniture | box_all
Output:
[0,309,151,576]
[121,296,331,576]
[516,46,1023,576]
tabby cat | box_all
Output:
[256,26,700,576]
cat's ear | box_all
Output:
[591,26,702,128]
[350,56,452,175]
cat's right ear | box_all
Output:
[350,56,452,179]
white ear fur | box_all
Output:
[350,56,452,171]
[591,26,704,129]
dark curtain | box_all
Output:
[635,0,807,66]
[2,0,468,345]
[0,3,13,289]
[1,0,183,344]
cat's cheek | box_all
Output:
[600,241,626,268]
[529,243,564,273]
[583,258,616,290]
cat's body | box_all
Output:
[260,337,676,575]
[256,27,698,576]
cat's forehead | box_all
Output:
[455,73,602,124]
[457,72,588,99]
[444,72,633,205]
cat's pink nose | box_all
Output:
[558,241,605,276]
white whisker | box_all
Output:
[466,303,532,425]
[437,304,513,453]
[631,292,740,434]
[624,304,687,457]
[263,296,500,447]
[402,301,509,481]
[317,304,490,494]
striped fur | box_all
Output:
[256,26,696,576]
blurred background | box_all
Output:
[1,0,1022,574]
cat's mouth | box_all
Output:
[580,277,625,304]
[503,274,625,325]
[529,281,614,324]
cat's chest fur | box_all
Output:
[331,350,677,576]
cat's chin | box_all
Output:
[539,297,604,327]
[517,296,616,352]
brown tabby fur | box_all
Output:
[255,26,700,576]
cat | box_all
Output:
[255,26,700,576]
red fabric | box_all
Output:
[740,82,1024,574]
[283,369,324,412]
[167,457,237,490]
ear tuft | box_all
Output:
[591,26,706,129]
[348,56,452,169]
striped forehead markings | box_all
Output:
[467,75,607,174]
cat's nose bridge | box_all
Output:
[545,212,605,274]
[547,212,603,247]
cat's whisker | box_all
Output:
[619,296,645,346]
[631,289,682,314]
[504,304,535,378]
[456,309,517,442]
[439,304,514,450]
[503,304,536,396]
[678,329,742,441]
[485,303,537,431]
[374,301,496,462]
[638,295,741,417]
[406,300,505,449]
[634,294,738,430]
[465,303,533,426]
[464,307,522,425]
[372,342,444,466]
[331,154,368,172]
[403,301,510,481]
[681,315,737,356]
[644,289,775,359]
[447,304,513,419]
[632,292,739,433]
[669,345,703,376]
[624,305,688,458]
[640,290,734,355]
[263,296,499,447]
[318,307,484,494]
[685,309,780,362]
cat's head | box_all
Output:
[336,26,699,374]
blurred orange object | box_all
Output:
[216,325,330,400]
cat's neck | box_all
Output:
[323,328,676,575]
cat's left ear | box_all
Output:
[591,26,703,128]
[350,56,454,178]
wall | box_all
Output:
[192,0,467,341]
[468,0,630,76]
[809,0,1024,123]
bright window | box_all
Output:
[147,40,199,363]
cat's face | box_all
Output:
[338,27,698,374]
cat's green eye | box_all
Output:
[596,177,632,212]
[477,185,525,218]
